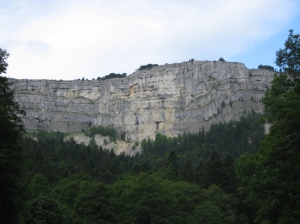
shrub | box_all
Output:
[137,64,158,71]
[84,126,117,142]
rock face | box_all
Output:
[12,61,274,141]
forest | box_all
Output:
[0,30,299,223]
[19,111,264,223]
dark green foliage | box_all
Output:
[0,48,26,224]
[120,131,126,140]
[84,125,118,142]
[206,151,226,188]
[0,49,9,73]
[28,174,51,199]
[26,196,72,224]
[276,29,300,75]
[180,160,194,183]
[35,130,65,140]
[219,57,225,61]
[17,97,268,223]
[188,185,239,224]
[73,181,114,223]
[257,64,275,71]
[21,134,133,185]
[237,30,300,223]
[222,155,238,194]
[97,73,127,81]
[138,63,158,71]
[138,112,265,169]
[111,172,241,224]
[20,112,265,223]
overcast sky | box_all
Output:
[1,0,299,80]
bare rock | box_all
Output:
[12,60,274,141]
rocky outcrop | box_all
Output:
[12,60,274,141]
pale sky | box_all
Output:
[1,0,299,80]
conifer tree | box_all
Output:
[0,48,26,223]
[237,30,300,223]
[206,150,226,188]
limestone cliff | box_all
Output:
[12,60,274,141]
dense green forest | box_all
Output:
[1,30,300,223]
[138,112,265,168]
[20,112,263,223]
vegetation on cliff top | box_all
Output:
[137,63,159,71]
[97,72,127,81]
[257,64,275,71]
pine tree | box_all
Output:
[206,150,226,188]
[237,30,300,223]
[0,48,26,223]
[180,160,194,183]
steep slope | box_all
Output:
[12,60,274,141]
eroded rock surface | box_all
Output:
[12,61,274,141]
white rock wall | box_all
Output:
[12,60,274,141]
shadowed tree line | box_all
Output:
[97,73,127,81]
[16,110,262,223]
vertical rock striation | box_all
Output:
[12,61,274,141]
